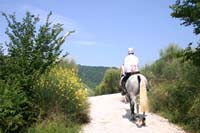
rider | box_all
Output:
[120,48,140,95]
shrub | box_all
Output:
[37,65,90,123]
[143,44,200,132]
[27,114,80,133]
[188,95,200,131]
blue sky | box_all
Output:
[0,0,199,67]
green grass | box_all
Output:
[27,115,81,133]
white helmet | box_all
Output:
[128,48,134,54]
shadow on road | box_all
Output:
[122,109,148,128]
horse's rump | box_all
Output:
[126,74,149,113]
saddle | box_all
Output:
[120,71,140,95]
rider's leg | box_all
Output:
[121,73,131,95]
[123,73,131,88]
[119,75,126,95]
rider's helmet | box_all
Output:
[128,48,134,55]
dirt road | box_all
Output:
[81,93,185,133]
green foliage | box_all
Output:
[160,44,183,59]
[0,80,38,132]
[143,44,183,81]
[170,2,200,130]
[170,0,200,35]
[0,44,3,55]
[188,95,200,131]
[142,44,200,132]
[0,11,71,132]
[37,63,90,123]
[2,11,66,81]
[95,68,120,95]
[78,65,111,88]
[184,42,200,67]
[170,0,200,69]
[0,44,5,79]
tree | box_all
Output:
[170,0,200,67]
[95,68,120,95]
[0,44,5,83]
[0,11,74,132]
[170,0,200,35]
[0,44,3,56]
[1,11,74,96]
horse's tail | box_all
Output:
[139,76,149,112]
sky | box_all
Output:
[0,0,199,67]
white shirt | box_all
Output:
[124,54,139,73]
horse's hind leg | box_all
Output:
[129,103,136,121]
[130,102,134,115]
[129,95,137,119]
[127,95,134,114]
[136,103,139,114]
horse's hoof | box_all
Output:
[142,121,146,126]
[142,118,146,126]
[136,119,143,127]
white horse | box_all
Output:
[125,74,149,126]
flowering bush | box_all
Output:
[38,65,89,123]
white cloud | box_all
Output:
[70,40,113,47]
[20,5,78,32]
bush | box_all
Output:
[148,83,169,112]
[37,65,90,123]
[0,80,39,132]
[143,44,200,132]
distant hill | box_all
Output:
[77,65,117,89]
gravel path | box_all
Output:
[81,93,185,133]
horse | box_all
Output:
[125,73,149,126]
